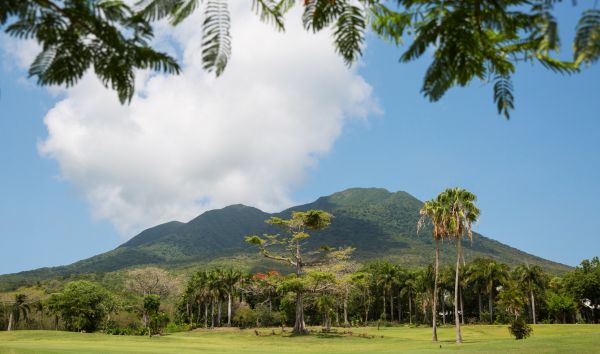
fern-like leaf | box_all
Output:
[201,0,231,76]
[332,3,365,66]
[303,0,344,32]
[493,75,514,119]
[574,9,600,66]
[252,0,294,32]
[135,0,185,21]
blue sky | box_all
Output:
[1,3,598,274]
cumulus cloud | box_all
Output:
[32,4,378,237]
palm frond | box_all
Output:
[536,54,579,74]
[369,4,411,46]
[302,0,344,32]
[493,75,514,120]
[574,9,600,66]
[252,0,294,32]
[135,0,185,21]
[201,0,231,76]
[332,3,366,66]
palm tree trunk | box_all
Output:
[432,238,439,341]
[217,300,222,326]
[398,296,402,323]
[196,302,201,326]
[408,291,412,325]
[454,239,463,343]
[227,293,232,327]
[531,290,536,324]
[390,294,394,322]
[7,312,14,331]
[211,299,215,328]
[204,302,208,329]
[460,286,465,325]
[478,292,483,322]
[489,290,493,323]
[442,291,446,325]
[382,290,386,321]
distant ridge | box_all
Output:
[0,188,571,290]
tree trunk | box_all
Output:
[460,286,465,325]
[398,296,402,323]
[530,290,536,324]
[343,292,349,327]
[8,312,14,331]
[489,290,494,323]
[442,291,446,325]
[211,300,215,328]
[293,291,307,334]
[432,238,439,341]
[390,294,394,322]
[408,291,412,325]
[382,290,386,321]
[454,239,463,343]
[197,302,202,326]
[217,300,222,326]
[204,302,208,328]
[478,292,483,322]
[227,293,232,327]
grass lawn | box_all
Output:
[0,325,599,354]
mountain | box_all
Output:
[0,188,570,290]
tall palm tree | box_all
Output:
[439,188,480,344]
[418,197,450,341]
[466,258,489,322]
[515,264,546,324]
[483,261,509,323]
[403,270,419,325]
[7,294,30,331]
[222,269,242,327]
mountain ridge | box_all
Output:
[0,187,571,290]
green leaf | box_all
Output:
[574,9,600,66]
[201,0,231,76]
[493,75,514,120]
[332,3,366,66]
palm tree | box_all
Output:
[483,261,509,323]
[222,269,242,327]
[7,294,30,331]
[403,271,419,325]
[515,264,546,324]
[418,197,450,341]
[466,258,489,322]
[438,188,480,344]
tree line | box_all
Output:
[1,256,598,334]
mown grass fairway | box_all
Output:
[1,325,599,353]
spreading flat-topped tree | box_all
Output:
[246,209,332,334]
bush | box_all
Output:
[149,312,169,335]
[165,322,192,333]
[508,318,533,340]
[233,304,257,328]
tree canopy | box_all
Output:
[2,1,599,117]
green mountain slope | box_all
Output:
[0,188,570,290]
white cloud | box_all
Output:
[34,4,378,237]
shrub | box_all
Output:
[149,312,169,335]
[233,305,257,328]
[165,322,192,333]
[508,318,533,340]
